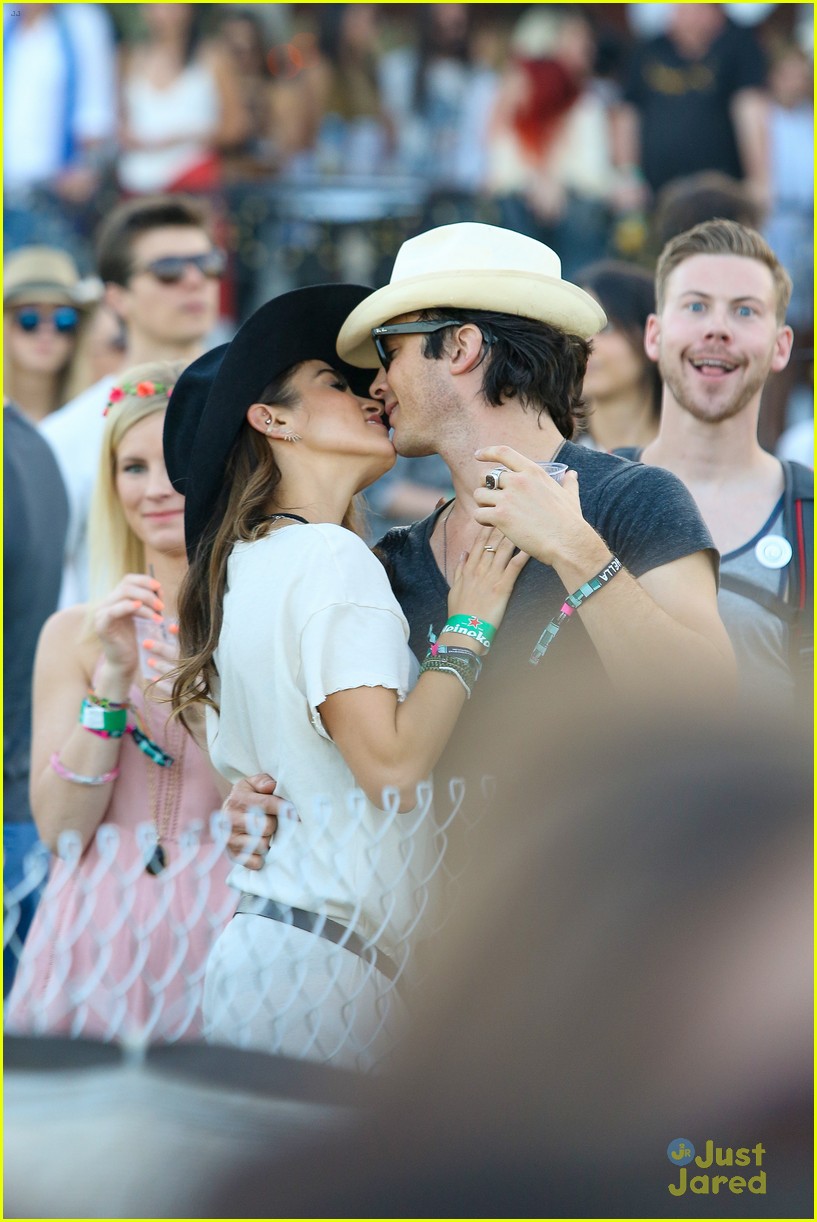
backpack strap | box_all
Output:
[780,459,814,698]
[717,573,798,624]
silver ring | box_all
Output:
[483,545,496,552]
[485,467,505,490]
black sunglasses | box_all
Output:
[13,305,79,334]
[134,249,227,284]
[371,320,464,369]
[371,319,494,370]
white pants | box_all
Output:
[202,914,406,1072]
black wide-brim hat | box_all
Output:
[163,284,375,560]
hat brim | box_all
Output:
[336,270,607,367]
[178,284,375,560]
[4,283,83,308]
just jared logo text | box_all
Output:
[666,1139,766,1196]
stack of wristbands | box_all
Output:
[78,691,174,766]
[433,613,495,652]
[420,615,494,698]
[79,697,128,738]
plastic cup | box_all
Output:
[536,461,568,484]
[134,615,176,680]
[482,461,569,490]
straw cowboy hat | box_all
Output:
[336,222,607,368]
[3,246,102,308]
[164,283,375,560]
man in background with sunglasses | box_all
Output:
[41,194,224,608]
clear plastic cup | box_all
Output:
[134,615,176,680]
[536,461,568,484]
[482,461,569,489]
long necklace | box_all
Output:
[142,692,187,876]
[441,501,456,584]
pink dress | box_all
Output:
[6,677,237,1043]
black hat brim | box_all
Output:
[163,284,375,560]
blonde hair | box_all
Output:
[655,218,793,323]
[2,306,92,417]
[87,359,187,607]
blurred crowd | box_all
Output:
[4,3,813,457]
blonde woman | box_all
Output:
[6,360,234,1043]
[3,246,97,424]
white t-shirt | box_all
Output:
[118,61,221,194]
[208,524,435,960]
[39,374,116,609]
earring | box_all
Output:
[283,429,301,443]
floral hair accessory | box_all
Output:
[103,380,174,416]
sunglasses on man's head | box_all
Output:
[134,249,227,284]
[13,305,79,334]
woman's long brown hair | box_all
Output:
[170,367,364,731]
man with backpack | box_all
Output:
[623,218,812,713]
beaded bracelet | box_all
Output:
[530,556,622,665]
[423,646,482,685]
[427,643,483,677]
[420,651,483,698]
[419,658,474,699]
[50,752,120,786]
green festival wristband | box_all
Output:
[442,615,497,643]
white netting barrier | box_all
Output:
[4,777,483,1072]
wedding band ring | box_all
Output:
[485,467,504,490]
[483,545,496,552]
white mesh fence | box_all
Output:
[4,777,485,1072]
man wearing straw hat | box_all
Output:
[227,222,736,864]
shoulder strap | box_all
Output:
[718,573,798,624]
[780,460,813,612]
[780,460,813,696]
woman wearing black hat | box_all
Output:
[166,284,526,1071]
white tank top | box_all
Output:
[118,60,220,193]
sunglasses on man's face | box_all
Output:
[371,320,465,370]
[371,319,497,371]
[13,305,79,334]
[134,249,227,285]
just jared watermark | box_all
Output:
[666,1139,766,1197]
